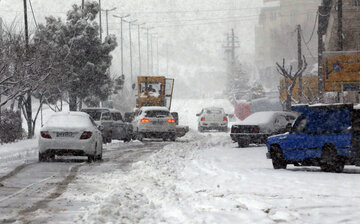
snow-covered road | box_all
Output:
[2,131,360,223]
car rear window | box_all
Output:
[82,110,102,121]
[45,114,92,128]
[145,110,170,118]
[205,109,223,114]
[111,112,123,121]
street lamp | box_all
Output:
[142,26,154,75]
[136,22,146,77]
[123,19,137,85]
[113,14,130,77]
[102,7,117,37]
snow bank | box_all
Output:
[73,129,360,224]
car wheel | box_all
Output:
[39,152,48,162]
[320,144,344,173]
[270,145,287,169]
[170,134,176,141]
[88,154,96,163]
[198,126,204,132]
[97,144,103,161]
[162,135,168,141]
[137,133,144,141]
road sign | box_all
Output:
[323,51,360,92]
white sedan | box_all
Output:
[132,106,176,141]
[196,107,228,132]
[38,112,103,162]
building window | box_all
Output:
[353,0,360,6]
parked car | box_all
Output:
[38,112,103,162]
[81,108,133,143]
[230,111,298,147]
[196,107,228,132]
[132,106,177,141]
[267,104,360,172]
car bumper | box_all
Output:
[139,131,176,138]
[230,133,268,144]
[38,138,96,155]
[200,123,227,129]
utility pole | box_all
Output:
[23,0,29,49]
[338,0,343,102]
[297,24,303,103]
[23,0,33,138]
[113,14,130,76]
[137,23,145,77]
[317,1,332,102]
[143,27,154,75]
[82,0,84,9]
[0,17,2,122]
[124,19,137,85]
[156,36,159,75]
[150,34,154,75]
[338,0,343,51]
[102,7,116,37]
[98,0,102,42]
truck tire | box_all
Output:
[270,145,287,169]
[320,144,344,173]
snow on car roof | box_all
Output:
[238,111,295,125]
[203,107,224,110]
[44,112,92,129]
[140,106,169,111]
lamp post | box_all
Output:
[102,7,116,37]
[113,14,130,76]
[142,27,154,75]
[136,23,145,77]
[123,19,137,85]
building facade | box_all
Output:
[255,0,320,89]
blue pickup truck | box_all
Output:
[266,104,360,172]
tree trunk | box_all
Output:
[285,78,291,111]
[79,99,83,111]
[25,92,33,139]
[69,93,77,111]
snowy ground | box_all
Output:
[2,98,360,223]
[68,131,360,224]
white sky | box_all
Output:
[0,0,263,98]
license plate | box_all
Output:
[210,123,218,126]
[153,121,164,125]
[56,132,74,137]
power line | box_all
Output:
[300,31,317,62]
[28,0,38,28]
[303,11,318,44]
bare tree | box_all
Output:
[276,56,308,111]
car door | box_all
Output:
[90,117,102,145]
[101,111,113,137]
[112,112,126,139]
[280,116,307,161]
